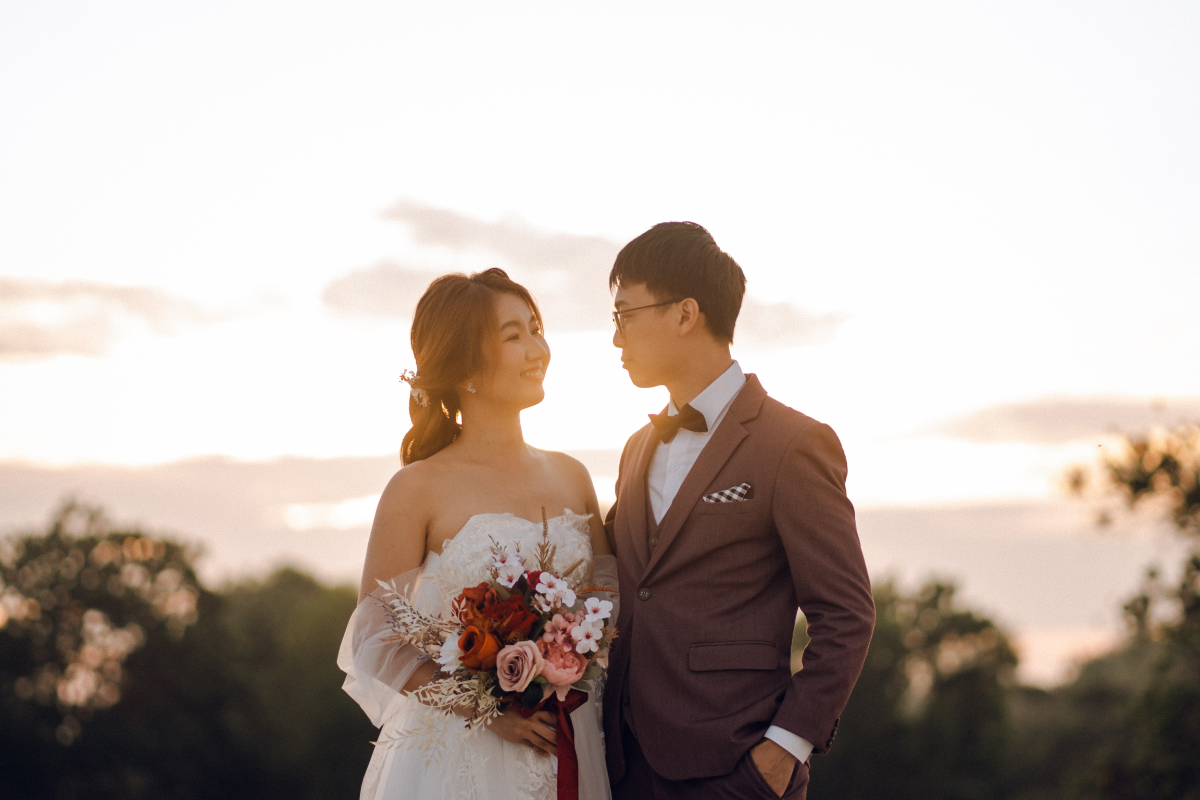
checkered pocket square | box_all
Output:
[702,482,753,503]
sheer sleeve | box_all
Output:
[338,565,432,728]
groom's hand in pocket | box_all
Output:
[486,708,558,757]
[750,738,796,797]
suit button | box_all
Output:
[649,537,659,548]
[638,588,651,601]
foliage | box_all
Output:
[0,502,374,800]
[808,580,1017,800]
[0,501,246,799]
[1002,641,1158,800]
[1077,556,1200,799]
[1068,425,1200,537]
[214,567,376,799]
[1060,426,1200,799]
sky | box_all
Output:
[2,1,1198,684]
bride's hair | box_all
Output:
[400,268,542,465]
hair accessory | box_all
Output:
[466,382,477,394]
[399,370,430,408]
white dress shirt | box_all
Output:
[646,360,815,765]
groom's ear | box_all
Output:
[675,298,707,339]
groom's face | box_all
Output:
[612,282,678,389]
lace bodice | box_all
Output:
[427,510,595,610]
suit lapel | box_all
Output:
[619,425,657,573]
[639,376,768,582]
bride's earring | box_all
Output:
[466,382,477,394]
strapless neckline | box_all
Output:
[436,510,586,555]
[461,511,576,528]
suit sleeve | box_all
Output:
[604,434,635,553]
[769,421,875,754]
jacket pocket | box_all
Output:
[688,640,778,672]
[693,498,760,515]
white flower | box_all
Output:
[533,593,556,614]
[583,597,612,622]
[495,561,524,588]
[436,631,463,673]
[536,574,576,608]
[570,620,603,654]
[490,541,526,588]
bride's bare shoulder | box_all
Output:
[375,457,444,522]
[533,447,587,475]
[534,448,609,553]
[533,448,597,497]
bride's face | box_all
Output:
[471,292,549,410]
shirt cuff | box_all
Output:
[764,726,815,763]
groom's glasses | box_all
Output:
[612,300,682,334]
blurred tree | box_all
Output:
[0,500,254,798]
[1001,600,1159,799]
[216,567,376,799]
[806,580,1017,800]
[1067,425,1200,538]
[1063,426,1200,798]
[0,501,374,799]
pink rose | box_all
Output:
[537,639,588,700]
[496,641,545,693]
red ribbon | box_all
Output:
[520,688,588,799]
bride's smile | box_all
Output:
[465,291,551,411]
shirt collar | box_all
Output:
[667,361,746,428]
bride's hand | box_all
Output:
[486,708,558,757]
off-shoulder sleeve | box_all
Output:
[337,565,431,728]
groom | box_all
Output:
[602,222,875,799]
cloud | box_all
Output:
[735,300,847,347]
[324,201,843,345]
[379,200,618,333]
[935,398,1200,444]
[322,261,434,320]
[0,277,206,361]
[384,200,620,276]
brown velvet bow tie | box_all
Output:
[649,404,708,443]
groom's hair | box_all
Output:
[608,222,746,344]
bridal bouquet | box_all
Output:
[373,513,615,795]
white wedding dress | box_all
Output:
[339,510,616,800]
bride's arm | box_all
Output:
[358,465,432,604]
[354,464,471,696]
[340,466,437,726]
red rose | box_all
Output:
[458,625,502,671]
[454,582,500,627]
[478,593,539,643]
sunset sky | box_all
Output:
[2,1,1198,684]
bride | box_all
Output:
[339,268,616,800]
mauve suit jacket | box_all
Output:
[602,374,875,782]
